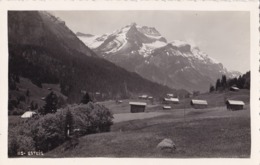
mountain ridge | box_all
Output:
[77,23,241,92]
[8,11,188,106]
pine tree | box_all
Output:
[81,92,91,104]
[221,75,227,90]
[215,79,221,91]
[65,110,74,138]
[26,89,30,97]
[237,76,245,89]
[42,92,58,115]
[209,84,215,93]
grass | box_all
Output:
[45,106,250,158]
[10,77,67,108]
[97,89,250,114]
[9,89,250,158]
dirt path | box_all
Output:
[113,112,169,123]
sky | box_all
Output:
[50,11,250,73]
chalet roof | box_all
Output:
[139,95,148,98]
[164,98,179,102]
[230,86,240,90]
[191,99,208,105]
[21,111,37,118]
[226,100,245,105]
[129,102,147,106]
[163,105,171,109]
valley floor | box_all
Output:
[45,105,250,158]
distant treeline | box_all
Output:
[209,71,250,92]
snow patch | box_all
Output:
[139,41,167,57]
[78,34,108,49]
[170,40,189,47]
[102,26,131,53]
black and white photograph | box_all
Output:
[1,1,258,162]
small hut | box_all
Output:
[190,99,208,109]
[139,95,148,100]
[129,102,147,113]
[163,98,179,104]
[167,94,174,98]
[148,96,153,100]
[226,100,245,110]
[230,86,240,92]
[163,105,172,110]
[21,111,37,118]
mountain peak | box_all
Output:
[130,22,137,27]
[138,26,161,37]
[77,23,238,92]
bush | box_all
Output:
[10,109,25,116]
[8,137,19,157]
[31,113,66,152]
[8,118,37,156]
[71,103,113,135]
[8,102,114,156]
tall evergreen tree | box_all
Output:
[65,110,74,138]
[81,92,91,104]
[221,75,227,90]
[215,79,221,91]
[26,89,30,97]
[209,84,215,93]
[42,91,58,115]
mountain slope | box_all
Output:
[8,11,187,105]
[77,23,240,92]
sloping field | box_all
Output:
[98,89,250,113]
[45,105,250,158]
[10,77,67,108]
[113,112,169,123]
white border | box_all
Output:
[0,1,259,165]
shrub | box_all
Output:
[8,102,114,156]
[8,118,36,156]
[8,137,19,157]
[10,109,24,116]
[71,103,113,135]
[31,113,66,152]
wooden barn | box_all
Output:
[163,98,179,104]
[163,105,172,110]
[230,86,240,92]
[226,100,245,110]
[129,102,147,113]
[190,99,208,109]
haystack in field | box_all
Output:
[157,138,176,152]
[163,105,171,110]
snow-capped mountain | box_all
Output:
[77,23,240,92]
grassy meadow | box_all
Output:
[43,90,250,158]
